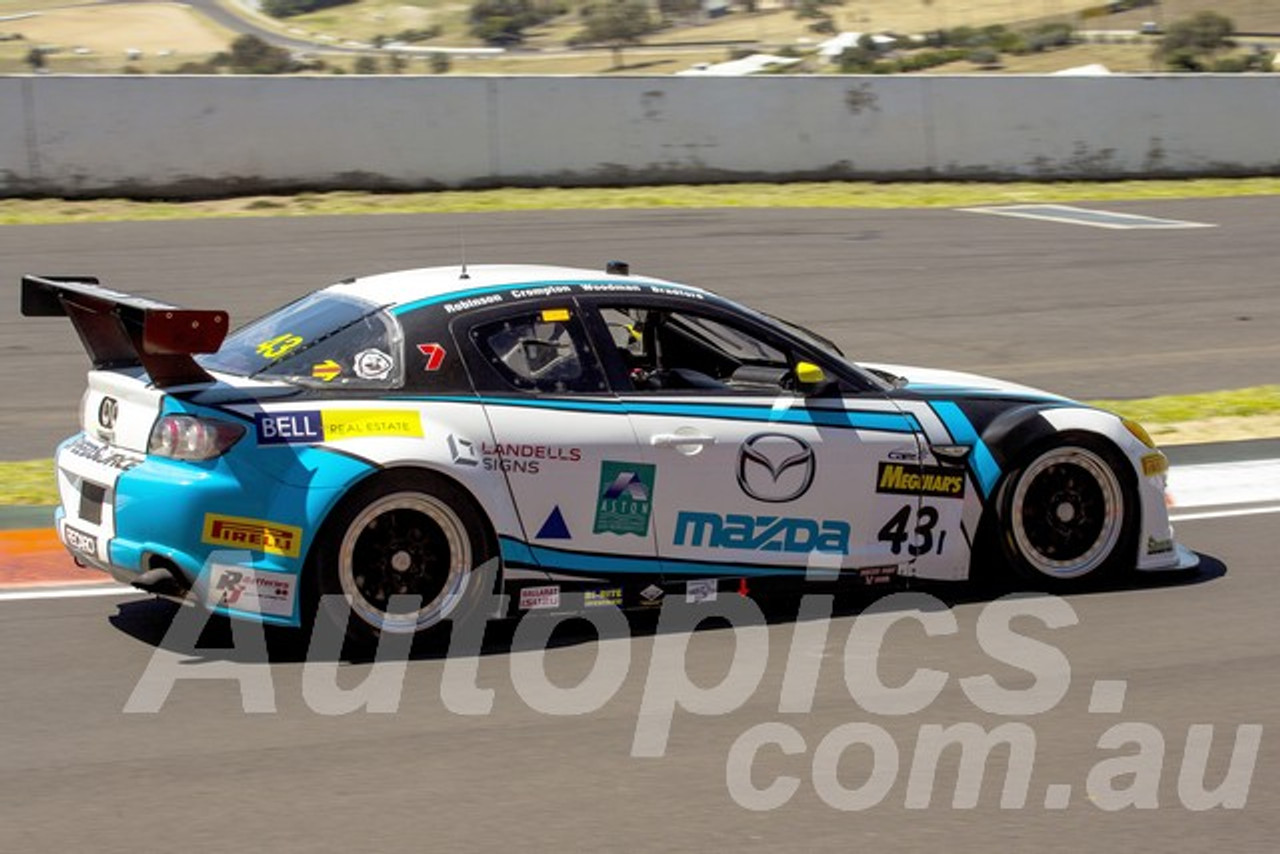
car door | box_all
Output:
[458,300,661,582]
[581,298,926,582]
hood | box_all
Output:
[860,362,1070,403]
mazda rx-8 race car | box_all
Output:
[22,263,1198,643]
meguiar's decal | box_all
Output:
[876,462,966,498]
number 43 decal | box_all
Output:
[878,504,947,557]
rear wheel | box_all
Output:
[311,471,497,644]
[998,438,1136,587]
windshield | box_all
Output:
[200,291,403,389]
[765,312,845,359]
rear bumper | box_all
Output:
[52,430,374,627]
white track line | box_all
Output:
[1170,505,1280,522]
[1166,458,1280,508]
[0,585,136,603]
[962,204,1216,230]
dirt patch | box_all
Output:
[13,4,229,54]
[1150,415,1280,446]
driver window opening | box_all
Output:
[472,311,607,394]
[600,305,796,394]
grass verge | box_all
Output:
[0,460,57,506]
[3,177,1280,225]
[2,385,1276,506]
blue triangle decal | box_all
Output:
[535,505,571,540]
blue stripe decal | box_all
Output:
[499,538,537,566]
[501,539,659,575]
[391,278,706,316]
[392,284,523,316]
[928,401,1001,497]
[499,537,819,578]
[906,383,1070,404]
[402,394,918,433]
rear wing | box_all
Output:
[21,275,229,388]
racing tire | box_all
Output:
[996,435,1137,589]
[309,470,498,647]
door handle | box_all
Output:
[651,432,716,448]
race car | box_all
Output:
[22,262,1198,642]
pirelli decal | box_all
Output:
[202,513,303,558]
[876,463,966,499]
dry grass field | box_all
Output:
[0,1,1273,74]
[0,3,234,71]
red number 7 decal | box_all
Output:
[417,343,446,371]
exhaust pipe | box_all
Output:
[132,563,190,598]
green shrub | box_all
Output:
[262,0,354,19]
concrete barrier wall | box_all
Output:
[1,74,1278,198]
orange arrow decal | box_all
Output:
[312,360,341,382]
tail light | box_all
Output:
[148,415,244,461]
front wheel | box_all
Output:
[998,439,1136,587]
[310,471,497,644]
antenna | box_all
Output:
[459,227,470,280]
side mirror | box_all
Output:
[793,361,834,395]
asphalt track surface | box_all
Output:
[0,515,1274,853]
[0,200,1277,850]
[3,196,1279,459]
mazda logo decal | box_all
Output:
[736,433,815,503]
[97,397,119,431]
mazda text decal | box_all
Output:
[674,511,850,554]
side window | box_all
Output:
[599,304,796,394]
[471,309,607,394]
[259,310,403,389]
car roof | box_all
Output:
[325,263,708,311]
